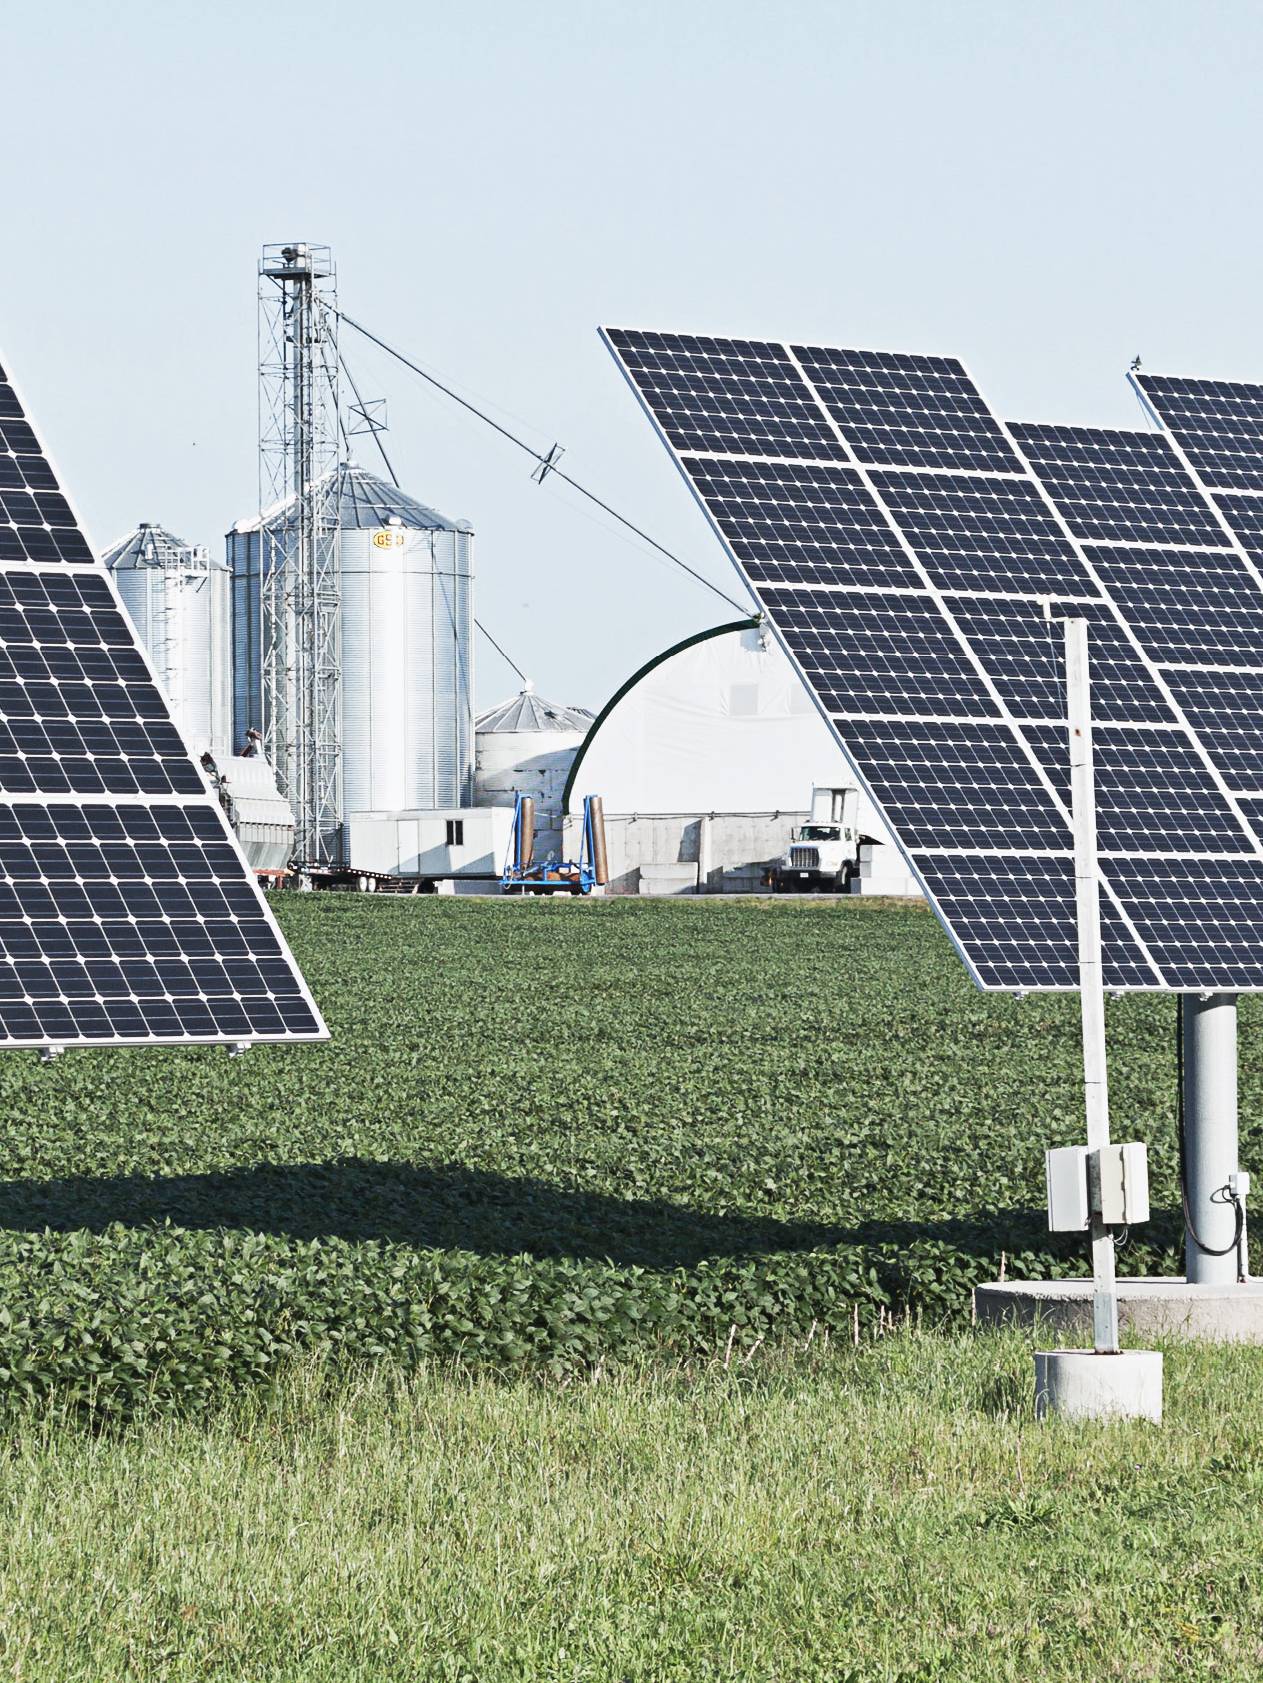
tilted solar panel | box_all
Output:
[604,329,1263,992]
[0,357,326,1047]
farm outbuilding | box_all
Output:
[561,619,918,896]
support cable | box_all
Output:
[339,345,531,689]
[336,311,751,618]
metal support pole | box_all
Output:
[1064,618,1119,1352]
[1182,993,1240,1284]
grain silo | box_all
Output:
[228,464,475,858]
[102,523,232,754]
[475,686,593,858]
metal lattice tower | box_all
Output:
[258,242,342,865]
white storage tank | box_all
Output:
[475,685,593,856]
[102,522,231,755]
[228,465,476,844]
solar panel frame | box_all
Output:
[0,348,328,1048]
[603,328,1263,993]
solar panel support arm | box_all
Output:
[1064,616,1120,1354]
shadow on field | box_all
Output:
[0,1157,1078,1268]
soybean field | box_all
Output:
[0,894,1250,1415]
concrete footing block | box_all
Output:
[978,1277,1263,1342]
[1034,1349,1163,1422]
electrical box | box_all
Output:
[1091,1143,1149,1226]
[1046,1145,1091,1232]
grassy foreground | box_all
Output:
[3,1328,1262,1683]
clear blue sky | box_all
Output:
[5,0,1261,710]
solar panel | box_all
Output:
[1072,389,1263,807]
[0,358,326,1047]
[603,328,1263,992]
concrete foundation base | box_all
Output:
[979,1277,1263,1343]
[1034,1349,1163,1421]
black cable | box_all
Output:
[1175,998,1243,1258]
[339,350,402,488]
[335,310,751,618]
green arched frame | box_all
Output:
[561,616,760,816]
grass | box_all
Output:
[3,1329,1263,1681]
[1,896,1261,1676]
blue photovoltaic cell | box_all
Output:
[791,344,1022,473]
[1134,375,1263,492]
[757,585,998,719]
[1022,725,1246,854]
[1103,855,1263,989]
[0,803,318,1043]
[914,853,1156,990]
[680,458,920,592]
[1009,423,1227,548]
[0,380,93,565]
[834,720,1065,849]
[945,598,1177,726]
[867,469,1100,597]
[1089,547,1263,668]
[607,326,1263,991]
[1162,669,1263,792]
[1212,494,1263,562]
[604,330,846,462]
[0,356,326,1045]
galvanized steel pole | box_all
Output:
[1182,993,1241,1283]
[1065,618,1119,1353]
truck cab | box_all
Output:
[768,786,861,893]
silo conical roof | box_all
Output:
[102,522,223,570]
[476,684,594,734]
[230,464,472,536]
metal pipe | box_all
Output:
[1182,993,1241,1284]
[518,797,535,871]
[1065,617,1119,1353]
[587,795,610,886]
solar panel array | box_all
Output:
[604,328,1263,991]
[0,359,326,1047]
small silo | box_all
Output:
[228,464,475,842]
[475,685,593,856]
[102,522,232,755]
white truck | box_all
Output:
[767,786,863,894]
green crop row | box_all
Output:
[0,894,1244,1415]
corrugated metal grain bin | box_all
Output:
[227,465,475,848]
[103,522,232,755]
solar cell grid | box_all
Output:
[944,597,1177,726]
[1010,423,1228,548]
[1162,669,1263,793]
[834,719,1065,849]
[758,585,999,718]
[681,457,921,592]
[604,330,846,462]
[1090,548,1263,668]
[1212,494,1263,560]
[1022,724,1247,855]
[792,343,1022,473]
[0,352,326,1044]
[606,326,1263,991]
[0,802,316,1044]
[867,469,1100,597]
[1103,855,1263,989]
[914,852,1157,990]
[1134,375,1263,492]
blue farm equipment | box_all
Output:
[502,794,610,896]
